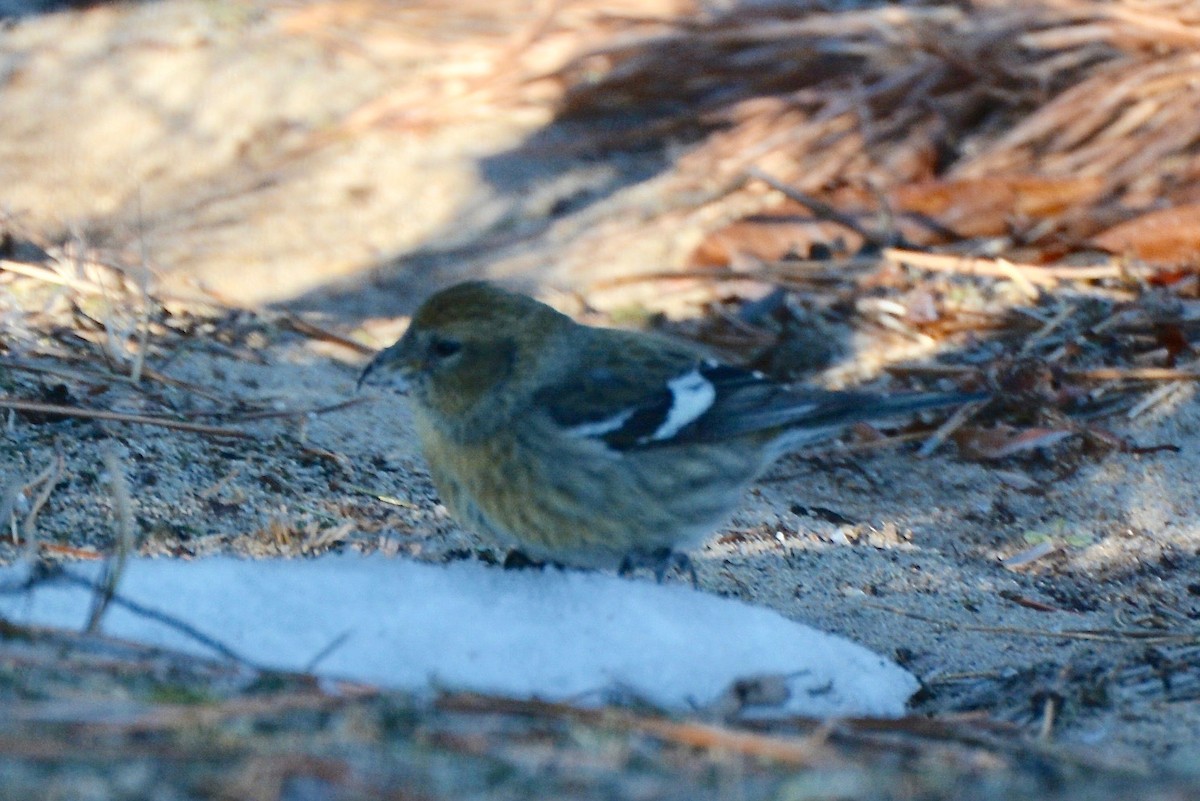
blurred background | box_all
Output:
[5,0,1199,325]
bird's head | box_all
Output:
[357,281,571,437]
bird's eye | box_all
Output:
[431,338,462,359]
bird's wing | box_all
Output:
[534,330,979,451]
[531,330,809,450]
[530,331,707,450]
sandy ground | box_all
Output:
[3,0,1200,783]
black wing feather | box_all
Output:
[533,329,981,451]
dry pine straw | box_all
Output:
[544,0,1200,213]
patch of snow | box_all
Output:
[0,555,917,717]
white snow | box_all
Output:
[0,554,918,717]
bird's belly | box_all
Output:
[418,419,761,568]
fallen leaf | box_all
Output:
[1001,540,1061,570]
[954,425,1075,460]
[888,175,1106,238]
[38,543,104,560]
[998,590,1066,611]
[1091,204,1200,264]
[690,207,863,267]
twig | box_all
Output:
[761,432,934,479]
[129,195,152,384]
[86,444,136,633]
[342,483,418,508]
[7,689,367,734]
[0,356,231,404]
[917,399,986,458]
[198,466,243,500]
[280,314,375,355]
[304,630,354,672]
[589,266,846,292]
[94,253,130,380]
[887,364,1200,383]
[0,732,239,761]
[53,567,258,667]
[788,430,932,461]
[863,602,1200,644]
[1038,692,1059,742]
[0,358,125,388]
[438,693,834,766]
[1,477,24,544]
[1064,367,1200,381]
[881,248,1129,287]
[0,258,112,295]
[747,167,888,246]
[1125,380,1186,418]
[21,453,64,549]
[222,397,367,422]
[885,364,976,378]
[0,397,251,438]
[590,250,1128,296]
[1018,302,1077,357]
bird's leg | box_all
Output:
[663,551,699,589]
[442,548,500,565]
[502,549,547,571]
[618,548,698,588]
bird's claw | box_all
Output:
[618,548,698,588]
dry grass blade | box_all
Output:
[1064,367,1200,381]
[85,443,136,633]
[1125,380,1186,418]
[128,260,152,385]
[1,355,235,405]
[280,313,375,355]
[46,568,257,666]
[881,249,1127,287]
[0,733,239,762]
[0,479,22,544]
[864,602,1200,645]
[0,398,251,438]
[434,689,1151,776]
[1,359,130,388]
[437,693,836,766]
[748,167,886,245]
[0,258,116,296]
[917,399,986,458]
[9,688,376,733]
[538,0,1200,284]
[588,259,881,293]
[19,453,64,549]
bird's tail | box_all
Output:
[763,389,989,454]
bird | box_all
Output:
[358,281,982,582]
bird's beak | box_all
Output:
[356,340,414,393]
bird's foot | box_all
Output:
[618,548,698,588]
[502,549,551,571]
[441,548,549,571]
[441,548,501,565]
